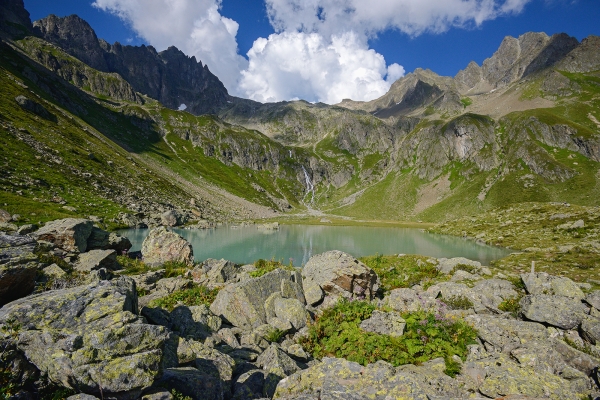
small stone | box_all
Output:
[43,263,67,278]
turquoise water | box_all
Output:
[119,225,511,266]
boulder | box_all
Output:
[521,272,585,299]
[0,277,178,398]
[42,263,67,278]
[210,269,305,330]
[273,297,310,330]
[274,358,429,399]
[86,227,109,250]
[581,316,600,344]
[232,370,268,400]
[466,315,549,353]
[108,232,132,253]
[74,249,118,272]
[0,209,11,223]
[203,258,242,285]
[141,227,194,266]
[169,305,222,340]
[584,290,600,311]
[359,310,406,337]
[17,224,36,235]
[436,257,481,274]
[156,367,223,400]
[301,251,379,307]
[0,233,39,305]
[520,295,588,330]
[161,210,181,227]
[32,218,93,252]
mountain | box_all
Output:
[1,0,599,227]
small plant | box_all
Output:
[148,286,219,311]
[265,328,286,343]
[170,389,192,400]
[360,254,440,294]
[506,275,526,291]
[498,294,523,317]
[442,295,474,310]
[452,264,478,274]
[299,299,477,374]
[460,97,473,108]
[443,357,462,378]
[250,258,294,278]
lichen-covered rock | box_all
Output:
[585,290,600,311]
[108,232,132,253]
[520,294,588,329]
[466,315,549,353]
[210,269,305,330]
[581,316,600,345]
[436,257,482,274]
[476,353,587,399]
[74,249,118,272]
[257,344,301,378]
[156,367,223,400]
[203,258,242,285]
[233,370,268,400]
[32,218,93,252]
[0,233,39,305]
[274,297,310,330]
[0,278,177,398]
[521,272,585,299]
[42,263,67,278]
[359,310,406,337]
[169,304,222,340]
[301,251,379,307]
[141,227,194,266]
[274,358,429,399]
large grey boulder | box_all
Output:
[520,294,588,329]
[74,249,118,272]
[210,269,305,330]
[0,233,39,305]
[521,272,585,299]
[141,227,194,266]
[0,277,178,398]
[466,314,549,353]
[156,367,223,400]
[301,251,380,307]
[436,257,482,274]
[32,218,93,252]
[274,358,429,399]
[359,310,406,337]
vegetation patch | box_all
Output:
[442,295,474,310]
[299,299,477,374]
[360,254,440,293]
[117,256,191,278]
[250,258,295,278]
[148,286,219,311]
[498,294,523,318]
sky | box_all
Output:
[23,0,600,105]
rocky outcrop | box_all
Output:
[0,278,178,398]
[141,227,194,266]
[0,0,32,39]
[32,218,93,253]
[34,14,230,115]
[0,233,39,305]
[301,250,380,307]
[210,268,306,330]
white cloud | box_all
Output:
[93,0,531,104]
[265,0,532,37]
[239,31,404,103]
[92,0,247,93]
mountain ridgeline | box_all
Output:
[1,0,599,226]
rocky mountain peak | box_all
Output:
[0,0,32,39]
[33,14,108,71]
[31,13,230,115]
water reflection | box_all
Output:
[120,225,511,266]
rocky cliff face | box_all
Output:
[0,0,32,39]
[34,14,230,115]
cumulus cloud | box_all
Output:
[93,0,531,104]
[239,31,404,103]
[92,0,247,93]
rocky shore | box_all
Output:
[1,217,600,399]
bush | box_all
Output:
[498,295,523,317]
[443,295,474,310]
[265,328,286,343]
[360,254,440,294]
[299,299,477,373]
[250,258,294,278]
[148,286,219,311]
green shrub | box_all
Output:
[250,258,294,278]
[265,328,286,343]
[506,275,526,291]
[498,294,523,317]
[299,299,477,373]
[360,254,440,294]
[443,295,474,310]
[118,256,191,277]
[451,264,478,274]
[148,286,219,311]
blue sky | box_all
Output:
[23,0,600,104]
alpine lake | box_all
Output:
[120,224,512,266]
